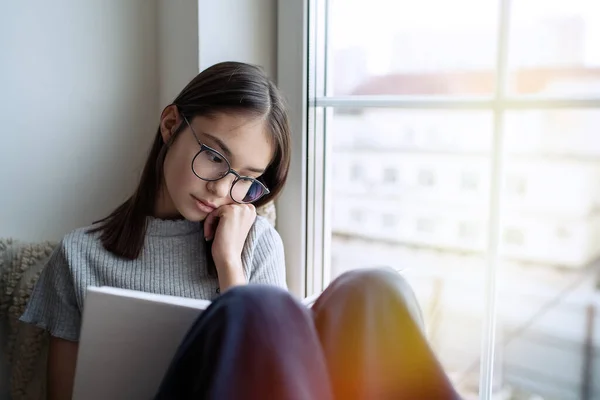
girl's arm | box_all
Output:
[18,240,82,399]
[47,337,79,400]
[215,258,247,290]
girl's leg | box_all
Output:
[155,285,333,400]
[312,267,461,400]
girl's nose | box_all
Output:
[206,174,235,199]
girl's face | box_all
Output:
[155,106,274,221]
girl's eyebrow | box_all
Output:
[202,132,265,174]
[202,132,232,157]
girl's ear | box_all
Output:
[159,105,181,143]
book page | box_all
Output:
[94,286,212,309]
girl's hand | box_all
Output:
[203,204,256,290]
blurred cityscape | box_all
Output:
[324,8,600,400]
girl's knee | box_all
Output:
[327,267,425,329]
[336,267,413,295]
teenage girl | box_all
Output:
[21,62,460,400]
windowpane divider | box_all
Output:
[314,96,600,110]
[480,0,512,398]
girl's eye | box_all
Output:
[209,153,224,163]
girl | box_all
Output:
[21,62,460,400]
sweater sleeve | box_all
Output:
[19,241,81,341]
[242,216,287,289]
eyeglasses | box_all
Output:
[182,115,270,204]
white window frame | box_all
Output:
[276,0,310,298]
[277,0,600,398]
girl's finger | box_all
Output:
[203,210,219,241]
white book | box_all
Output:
[73,286,319,400]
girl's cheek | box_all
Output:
[183,164,203,191]
[171,150,192,187]
[166,157,189,194]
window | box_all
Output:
[417,168,436,187]
[505,173,527,197]
[461,171,480,191]
[382,167,398,183]
[555,226,571,240]
[503,227,525,246]
[279,0,600,399]
[459,221,478,240]
[381,213,397,229]
[350,208,364,223]
[416,218,435,234]
[350,164,364,181]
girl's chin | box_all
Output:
[178,207,209,222]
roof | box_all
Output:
[349,67,600,96]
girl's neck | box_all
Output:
[153,186,180,220]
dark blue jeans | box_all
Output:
[155,268,461,400]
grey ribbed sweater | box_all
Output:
[19,216,287,341]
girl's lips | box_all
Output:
[192,196,216,213]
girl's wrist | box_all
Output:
[216,259,246,291]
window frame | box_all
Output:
[277,0,600,398]
[276,0,310,298]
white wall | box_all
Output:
[0,0,159,242]
[156,0,278,111]
[0,1,159,396]
[198,0,277,80]
[157,0,199,110]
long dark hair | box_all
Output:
[89,62,291,265]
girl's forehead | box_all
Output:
[195,113,266,138]
[201,111,258,129]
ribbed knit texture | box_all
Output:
[19,216,287,341]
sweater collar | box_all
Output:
[146,217,202,237]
